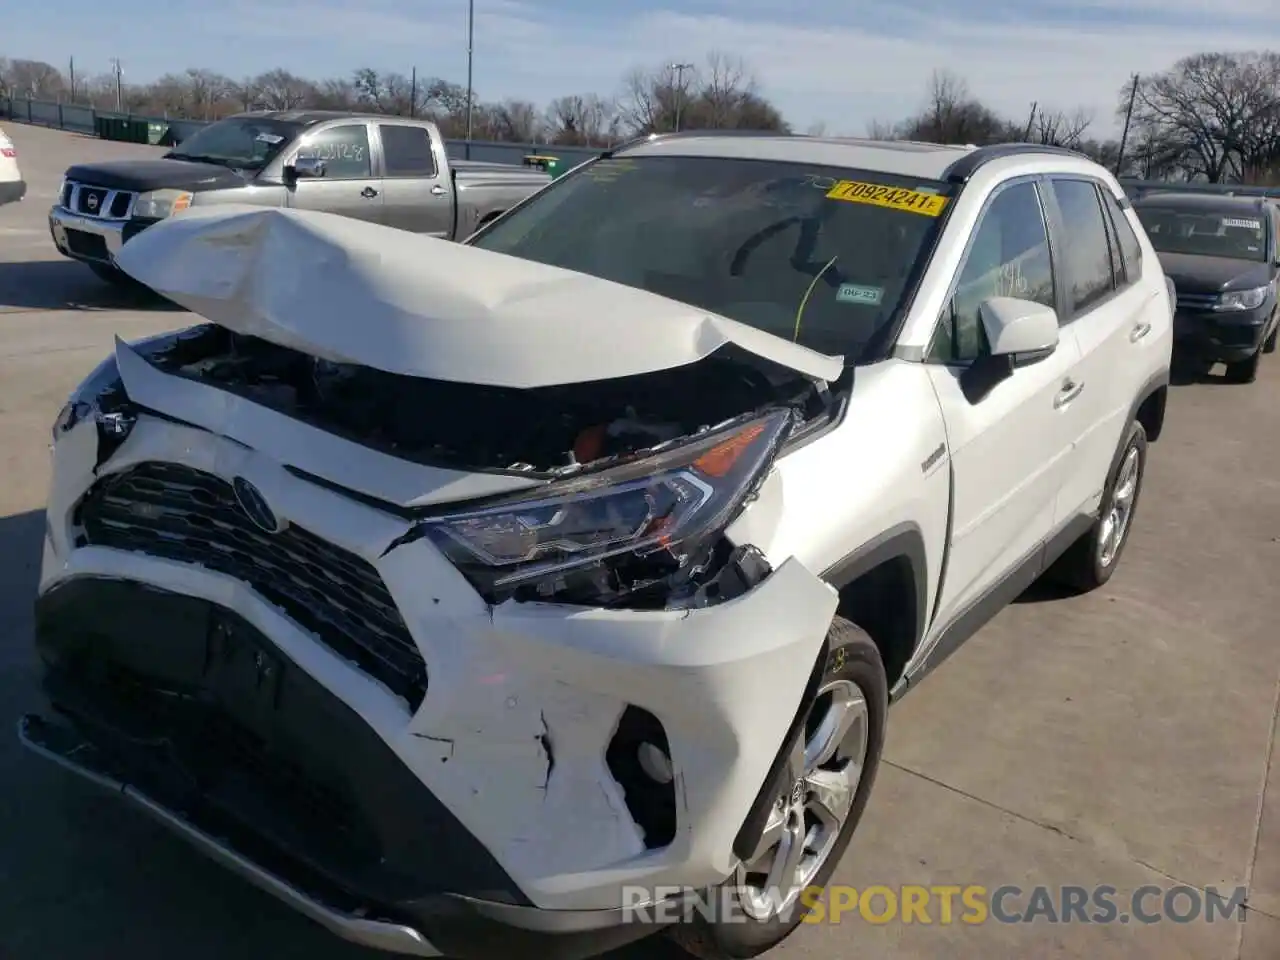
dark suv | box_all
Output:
[1133,192,1279,383]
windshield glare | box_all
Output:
[468,156,954,362]
[168,117,300,170]
[1136,206,1268,263]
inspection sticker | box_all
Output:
[837,284,884,305]
[1221,217,1261,229]
[826,180,949,217]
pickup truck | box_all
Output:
[23,136,1172,960]
[47,110,551,286]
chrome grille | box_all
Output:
[74,462,427,708]
[1176,292,1219,311]
[62,180,135,220]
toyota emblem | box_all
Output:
[232,477,283,534]
[86,193,98,210]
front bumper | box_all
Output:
[1173,305,1275,362]
[29,372,839,948]
[48,203,155,265]
[0,178,26,205]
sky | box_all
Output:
[7,0,1280,139]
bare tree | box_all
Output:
[616,55,785,135]
[1030,107,1093,147]
[1125,52,1280,182]
[253,69,314,110]
[1,58,66,100]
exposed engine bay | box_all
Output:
[141,324,836,477]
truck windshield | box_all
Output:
[1135,206,1269,263]
[468,156,955,362]
[167,117,300,171]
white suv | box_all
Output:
[21,134,1173,960]
[0,124,26,205]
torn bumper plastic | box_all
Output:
[34,392,837,946]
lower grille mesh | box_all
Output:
[74,462,427,708]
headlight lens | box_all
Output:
[1217,283,1271,311]
[423,409,794,603]
[51,353,135,453]
[132,189,193,219]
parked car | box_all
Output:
[0,124,26,205]
[1132,192,1279,382]
[46,110,551,286]
[21,135,1172,960]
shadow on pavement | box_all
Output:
[0,259,182,313]
[0,509,42,629]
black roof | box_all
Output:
[1133,192,1271,214]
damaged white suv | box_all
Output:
[22,134,1173,959]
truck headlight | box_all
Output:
[1217,284,1271,311]
[421,409,794,605]
[132,189,193,219]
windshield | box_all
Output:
[167,117,300,171]
[1135,206,1268,263]
[468,156,955,362]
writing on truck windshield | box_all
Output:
[167,117,300,170]
[1136,207,1268,263]
[468,156,955,362]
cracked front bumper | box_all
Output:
[29,397,838,951]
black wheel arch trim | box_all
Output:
[730,524,928,863]
[821,522,930,659]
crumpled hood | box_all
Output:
[113,205,844,388]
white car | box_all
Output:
[0,125,26,205]
[21,134,1173,960]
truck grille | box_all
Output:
[74,462,428,708]
[62,180,134,219]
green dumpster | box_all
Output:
[126,118,149,143]
[523,154,562,178]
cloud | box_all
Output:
[10,0,1280,137]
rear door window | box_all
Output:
[379,125,437,178]
[1050,178,1115,315]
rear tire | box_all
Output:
[665,618,887,959]
[1048,419,1147,593]
[1224,348,1261,383]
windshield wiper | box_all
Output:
[167,153,230,166]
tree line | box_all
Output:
[1,49,1277,182]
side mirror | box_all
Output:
[981,297,1060,360]
[960,297,1060,404]
[284,155,326,183]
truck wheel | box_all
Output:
[1049,419,1147,592]
[1263,322,1278,355]
[89,262,140,289]
[666,617,887,960]
[1224,348,1261,383]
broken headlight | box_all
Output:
[423,409,793,605]
[51,353,136,454]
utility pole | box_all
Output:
[110,59,123,112]
[669,62,694,132]
[465,0,475,158]
[68,57,76,103]
[1023,101,1037,142]
[410,66,417,118]
[1116,73,1140,176]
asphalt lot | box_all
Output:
[1,120,1279,960]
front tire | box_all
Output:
[666,618,887,959]
[1049,419,1148,592]
[1263,321,1278,355]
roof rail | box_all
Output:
[603,128,791,158]
[942,142,1088,183]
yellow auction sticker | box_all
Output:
[826,180,950,217]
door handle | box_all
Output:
[1130,321,1152,342]
[430,185,447,196]
[1055,378,1085,408]
[360,186,378,199]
